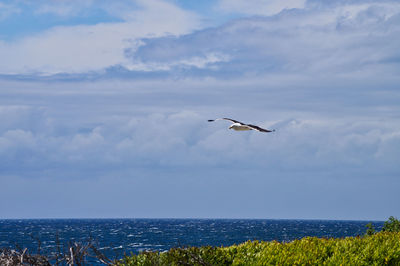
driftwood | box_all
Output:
[0,248,51,265]
[0,239,114,266]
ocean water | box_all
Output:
[0,219,383,263]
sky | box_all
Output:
[0,0,399,220]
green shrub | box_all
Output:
[118,232,400,265]
[382,216,400,233]
[365,222,376,235]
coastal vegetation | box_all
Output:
[119,231,400,265]
[120,217,400,266]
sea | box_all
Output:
[0,219,383,264]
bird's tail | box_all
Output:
[208,119,215,122]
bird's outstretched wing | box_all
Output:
[245,124,275,133]
[208,118,243,124]
[208,118,275,133]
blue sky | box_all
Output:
[1,0,400,220]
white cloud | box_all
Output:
[125,1,400,80]
[0,0,201,74]
[0,101,398,176]
[2,1,400,77]
[124,52,231,72]
[217,0,306,16]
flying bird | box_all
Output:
[208,118,275,133]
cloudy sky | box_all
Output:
[1,0,399,220]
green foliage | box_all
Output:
[382,216,400,233]
[119,246,234,266]
[365,223,376,235]
[118,232,400,265]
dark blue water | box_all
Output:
[0,219,383,263]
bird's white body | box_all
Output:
[229,123,252,131]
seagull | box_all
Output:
[208,118,275,133]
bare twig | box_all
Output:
[69,246,74,265]
[21,248,27,264]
